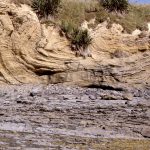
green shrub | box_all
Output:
[60,21,75,38]
[60,21,92,55]
[96,8,109,23]
[101,0,129,12]
[32,0,60,18]
[71,28,92,50]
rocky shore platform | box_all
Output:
[0,84,149,149]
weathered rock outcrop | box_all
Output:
[0,0,149,89]
[0,84,150,149]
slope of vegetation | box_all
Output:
[11,0,150,33]
[10,0,150,55]
[56,0,150,33]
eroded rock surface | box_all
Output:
[0,0,149,89]
[0,1,149,149]
[0,84,150,149]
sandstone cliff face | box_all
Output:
[0,0,149,89]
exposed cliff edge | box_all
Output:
[0,0,149,90]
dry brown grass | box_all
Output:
[10,0,150,34]
[57,1,150,33]
[10,0,32,5]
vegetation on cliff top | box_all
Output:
[11,0,150,34]
[101,0,129,12]
[32,0,61,18]
[56,0,150,33]
[11,0,150,56]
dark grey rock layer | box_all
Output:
[0,84,149,149]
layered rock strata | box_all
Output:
[0,0,149,90]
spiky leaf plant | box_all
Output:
[101,0,129,12]
[71,28,92,50]
[32,0,60,18]
[60,21,92,55]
